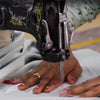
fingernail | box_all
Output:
[45,86,49,90]
[3,80,13,85]
[71,77,76,82]
[44,86,50,93]
[34,87,39,90]
[18,84,25,89]
[33,87,39,94]
[68,75,76,84]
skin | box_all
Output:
[11,50,82,94]
[59,76,100,97]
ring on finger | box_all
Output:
[33,73,41,79]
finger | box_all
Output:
[44,75,62,93]
[60,76,100,96]
[18,65,47,90]
[11,62,45,84]
[79,85,100,97]
[66,62,82,84]
[33,68,55,94]
[33,62,59,93]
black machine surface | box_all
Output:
[0,0,74,62]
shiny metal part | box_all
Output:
[58,2,74,83]
[59,61,64,82]
[0,7,6,27]
[59,13,67,23]
[42,19,53,50]
[58,3,64,82]
[64,21,70,50]
[68,22,74,44]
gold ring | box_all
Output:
[33,73,41,79]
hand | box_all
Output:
[59,76,100,97]
[11,51,82,94]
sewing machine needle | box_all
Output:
[59,61,64,83]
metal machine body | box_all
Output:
[0,0,74,62]
[0,0,75,81]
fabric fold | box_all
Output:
[0,31,41,83]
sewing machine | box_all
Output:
[0,0,74,80]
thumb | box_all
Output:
[66,62,82,84]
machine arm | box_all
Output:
[0,0,74,62]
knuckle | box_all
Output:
[25,77,37,86]
[39,81,46,86]
[68,87,77,94]
[71,64,82,79]
[92,87,98,92]
[26,79,33,85]
[92,86,100,93]
[41,77,49,83]
[90,91,100,97]
[71,72,79,78]
[18,77,24,82]
[81,82,89,89]
[71,71,80,79]
[25,73,31,77]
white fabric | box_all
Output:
[0,31,41,83]
[0,50,100,100]
[0,31,100,100]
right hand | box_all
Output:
[11,50,82,94]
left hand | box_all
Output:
[59,76,100,97]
